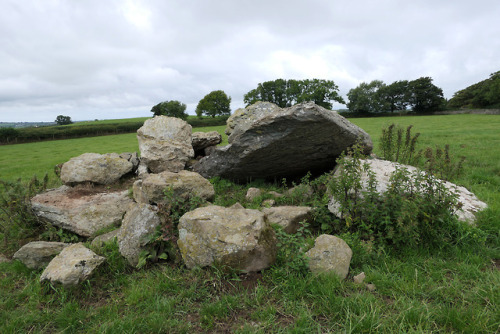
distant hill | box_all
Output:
[448,71,500,109]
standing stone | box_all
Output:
[40,243,105,287]
[117,203,161,267]
[177,205,277,272]
[137,116,194,173]
[60,153,134,185]
[13,241,69,269]
[305,234,352,279]
[195,102,372,181]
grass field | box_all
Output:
[0,114,499,333]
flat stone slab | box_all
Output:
[13,241,69,269]
[31,186,134,237]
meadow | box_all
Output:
[0,114,499,333]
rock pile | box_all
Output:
[9,102,487,288]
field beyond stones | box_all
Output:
[0,114,499,333]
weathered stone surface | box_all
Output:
[192,131,222,152]
[133,170,215,205]
[263,206,312,234]
[119,152,140,171]
[328,158,488,224]
[31,186,133,237]
[178,205,277,272]
[305,235,352,279]
[40,243,105,286]
[91,229,120,248]
[225,102,281,136]
[353,272,366,284]
[137,116,194,173]
[195,102,373,181]
[61,153,134,185]
[13,241,69,269]
[117,203,161,266]
[245,187,262,202]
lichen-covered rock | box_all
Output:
[305,234,352,279]
[117,203,161,266]
[178,205,277,272]
[245,187,262,202]
[13,241,69,269]
[137,116,194,173]
[195,102,372,181]
[91,229,120,248]
[263,206,312,234]
[225,101,281,136]
[60,153,134,185]
[31,186,133,237]
[40,243,105,287]
[328,158,488,224]
[192,131,222,153]
[133,170,215,205]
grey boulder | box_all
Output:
[305,234,352,279]
[13,241,69,269]
[40,243,105,287]
[194,102,372,181]
[263,206,313,234]
[31,186,133,237]
[60,153,134,185]
[137,116,194,173]
[177,205,277,272]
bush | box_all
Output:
[326,144,472,249]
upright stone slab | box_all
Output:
[137,116,194,173]
[194,102,372,181]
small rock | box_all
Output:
[305,234,352,279]
[263,206,312,234]
[353,272,366,284]
[91,229,120,248]
[40,243,105,287]
[267,191,283,198]
[365,283,376,292]
[262,199,275,207]
[13,241,70,269]
[229,202,245,210]
[246,187,262,202]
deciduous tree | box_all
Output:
[196,90,231,118]
[151,100,188,120]
[55,115,72,125]
[407,77,445,113]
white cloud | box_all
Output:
[0,0,499,122]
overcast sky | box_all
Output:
[1,0,499,122]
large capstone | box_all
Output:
[137,116,194,173]
[31,186,133,237]
[177,205,277,272]
[194,102,372,181]
[60,153,134,185]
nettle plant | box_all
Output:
[327,143,473,249]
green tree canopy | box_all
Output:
[347,80,388,113]
[243,78,344,109]
[407,77,445,113]
[379,80,410,112]
[151,100,188,120]
[196,90,231,118]
[448,71,500,109]
[55,115,72,125]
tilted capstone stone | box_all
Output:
[194,102,373,181]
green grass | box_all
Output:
[0,114,499,333]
